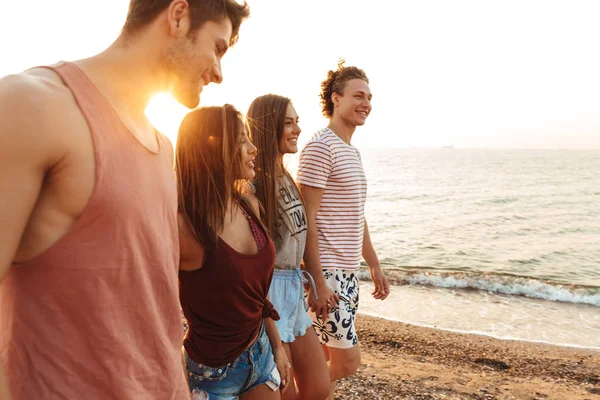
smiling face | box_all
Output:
[278,103,301,155]
[163,17,233,108]
[332,78,373,127]
[238,127,258,180]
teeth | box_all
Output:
[289,139,297,143]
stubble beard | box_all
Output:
[162,40,200,109]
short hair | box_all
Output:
[123,0,250,45]
[320,60,369,118]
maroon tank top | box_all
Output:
[179,201,279,367]
[241,203,268,250]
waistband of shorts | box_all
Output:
[273,268,303,280]
[322,266,361,271]
[273,268,319,300]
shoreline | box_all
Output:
[357,279,600,350]
[334,314,600,400]
[360,311,600,352]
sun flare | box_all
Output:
[145,93,189,145]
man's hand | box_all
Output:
[369,265,390,300]
[307,283,340,321]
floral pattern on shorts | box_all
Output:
[311,269,360,348]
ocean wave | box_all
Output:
[488,197,519,204]
[359,267,600,307]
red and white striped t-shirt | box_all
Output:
[297,127,367,270]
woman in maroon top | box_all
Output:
[176,104,291,400]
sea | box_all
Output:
[292,148,600,349]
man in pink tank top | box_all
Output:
[0,1,249,399]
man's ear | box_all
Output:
[331,92,340,107]
[166,0,190,37]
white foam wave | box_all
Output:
[373,270,600,307]
[409,274,600,306]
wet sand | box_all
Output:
[334,314,600,400]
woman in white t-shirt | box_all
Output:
[247,94,336,400]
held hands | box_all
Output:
[306,283,340,321]
[369,265,390,300]
[273,345,291,393]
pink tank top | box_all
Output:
[0,62,188,399]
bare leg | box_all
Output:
[288,327,330,400]
[280,343,296,400]
[324,345,361,400]
[240,384,280,400]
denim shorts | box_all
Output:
[183,325,280,399]
[268,268,315,343]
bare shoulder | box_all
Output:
[0,69,80,164]
[0,68,76,116]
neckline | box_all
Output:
[66,61,162,155]
[323,127,355,149]
[216,201,269,258]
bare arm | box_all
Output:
[0,74,66,400]
[363,218,390,300]
[299,184,339,320]
[362,218,380,268]
[0,362,11,400]
[176,214,201,400]
[177,214,205,271]
[263,316,290,393]
[248,190,292,392]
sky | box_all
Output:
[2,0,600,150]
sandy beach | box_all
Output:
[334,314,600,400]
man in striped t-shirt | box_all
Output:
[298,62,390,399]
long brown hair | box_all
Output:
[247,94,301,244]
[176,104,245,250]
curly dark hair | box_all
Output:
[320,59,369,118]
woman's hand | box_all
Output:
[273,345,292,393]
[307,283,339,321]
